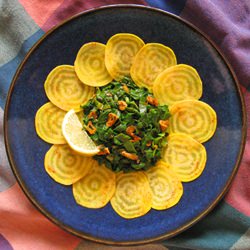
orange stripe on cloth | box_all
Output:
[19,0,64,27]
[0,183,80,250]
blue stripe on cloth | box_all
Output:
[164,202,250,250]
[0,107,16,192]
[0,234,13,250]
[0,29,44,108]
[145,0,187,15]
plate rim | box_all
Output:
[4,4,247,246]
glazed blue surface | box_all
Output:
[5,6,244,243]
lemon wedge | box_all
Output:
[62,109,100,156]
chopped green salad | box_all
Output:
[82,77,170,172]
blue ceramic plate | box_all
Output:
[4,5,246,245]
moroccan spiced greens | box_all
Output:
[82,77,170,172]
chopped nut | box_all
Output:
[85,121,96,134]
[122,85,129,93]
[147,96,158,106]
[97,147,110,155]
[106,113,119,127]
[159,119,169,131]
[120,150,139,161]
[118,100,127,111]
[126,125,141,142]
[131,134,141,142]
[88,110,98,119]
[126,125,136,136]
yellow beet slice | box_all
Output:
[74,42,113,86]
[130,43,177,90]
[44,65,95,111]
[45,144,94,185]
[35,102,66,144]
[145,161,183,210]
[153,64,203,106]
[111,172,152,219]
[105,33,145,80]
[73,163,116,208]
[162,133,207,182]
[169,100,217,143]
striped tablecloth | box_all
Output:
[0,1,250,249]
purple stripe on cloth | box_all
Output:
[0,234,13,250]
[181,0,250,88]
